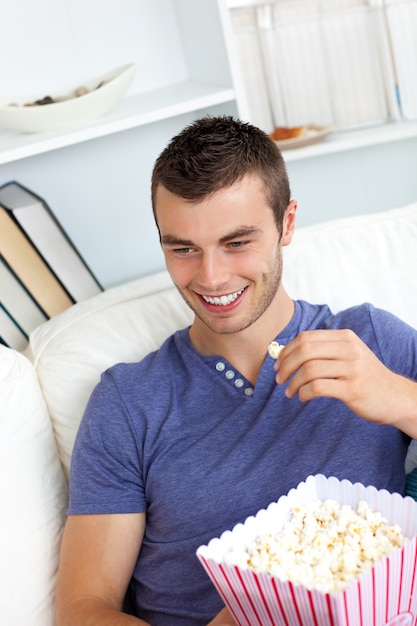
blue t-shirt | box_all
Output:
[69,301,417,625]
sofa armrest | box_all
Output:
[0,345,67,625]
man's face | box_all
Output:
[155,175,295,336]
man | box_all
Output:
[55,116,417,625]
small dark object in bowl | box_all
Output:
[25,96,55,107]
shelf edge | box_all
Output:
[0,85,236,165]
[282,121,417,162]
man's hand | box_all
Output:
[274,329,417,437]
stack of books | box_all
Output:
[0,181,103,350]
[229,0,417,133]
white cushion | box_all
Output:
[27,271,193,479]
[284,201,417,329]
[0,346,67,626]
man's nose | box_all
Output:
[196,251,229,290]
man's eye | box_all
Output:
[175,247,193,254]
[228,241,244,248]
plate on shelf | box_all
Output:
[0,63,136,134]
[271,125,333,150]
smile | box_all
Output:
[201,288,245,306]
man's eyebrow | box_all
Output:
[160,235,194,246]
[219,226,262,243]
[161,226,262,247]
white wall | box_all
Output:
[287,137,417,228]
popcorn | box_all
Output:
[197,475,417,625]
[224,499,406,594]
[268,341,285,359]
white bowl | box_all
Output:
[0,63,136,133]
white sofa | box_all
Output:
[2,201,417,626]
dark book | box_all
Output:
[0,256,48,336]
[0,304,28,351]
[0,181,103,302]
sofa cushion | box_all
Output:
[26,271,193,479]
[283,201,417,329]
[0,345,67,626]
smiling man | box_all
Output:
[56,116,417,626]
[154,175,296,384]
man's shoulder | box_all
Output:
[106,328,190,381]
[325,302,403,329]
[297,299,389,328]
[295,300,409,342]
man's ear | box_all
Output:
[280,199,297,246]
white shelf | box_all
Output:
[225,0,267,7]
[281,120,417,162]
[0,81,236,165]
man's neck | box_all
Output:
[189,290,294,385]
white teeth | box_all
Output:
[202,288,244,306]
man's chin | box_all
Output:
[194,312,253,336]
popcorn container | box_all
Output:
[196,475,417,626]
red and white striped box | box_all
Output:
[196,475,417,626]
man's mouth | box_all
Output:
[200,288,245,306]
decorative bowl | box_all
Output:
[0,63,136,133]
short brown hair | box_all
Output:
[151,116,291,231]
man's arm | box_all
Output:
[207,607,236,625]
[275,329,417,437]
[55,512,149,625]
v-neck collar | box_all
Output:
[177,301,303,398]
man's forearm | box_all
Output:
[55,598,150,626]
[207,607,236,625]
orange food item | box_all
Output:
[270,126,306,140]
